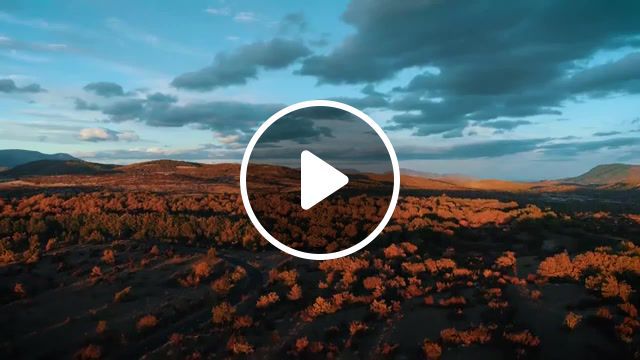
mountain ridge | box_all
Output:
[0,149,77,168]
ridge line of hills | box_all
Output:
[0,149,639,192]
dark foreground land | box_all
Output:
[0,162,639,359]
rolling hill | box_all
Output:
[0,149,77,168]
[565,163,640,185]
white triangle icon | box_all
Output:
[300,150,349,210]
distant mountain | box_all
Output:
[0,149,78,168]
[0,160,116,178]
[566,164,640,185]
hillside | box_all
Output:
[0,160,117,178]
[0,149,77,168]
[566,164,640,185]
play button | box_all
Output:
[241,100,399,260]
[300,150,349,210]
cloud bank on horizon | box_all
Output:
[0,0,639,180]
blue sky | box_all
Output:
[1,0,639,180]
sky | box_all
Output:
[0,0,639,180]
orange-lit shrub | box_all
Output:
[113,286,131,302]
[439,296,466,307]
[287,284,303,301]
[137,315,158,331]
[212,302,235,324]
[74,344,101,360]
[102,249,115,265]
[494,251,516,269]
[96,320,107,335]
[596,307,613,320]
[294,337,309,353]
[370,299,391,318]
[227,336,254,354]
[349,321,368,336]
[363,276,383,290]
[422,339,442,360]
[384,244,405,259]
[13,282,26,298]
[256,292,280,309]
[503,330,540,347]
[440,326,492,346]
[563,312,582,330]
[233,315,253,329]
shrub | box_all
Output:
[256,292,280,309]
[287,284,302,301]
[564,312,582,330]
[596,307,613,320]
[439,296,466,307]
[349,321,368,336]
[294,337,309,353]
[363,276,383,290]
[73,344,101,360]
[422,339,442,359]
[113,286,131,302]
[227,336,254,354]
[440,326,492,346]
[370,299,391,318]
[503,330,540,347]
[96,320,107,335]
[212,302,235,324]
[137,315,158,331]
[233,315,253,329]
[102,249,115,265]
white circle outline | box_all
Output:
[240,100,400,261]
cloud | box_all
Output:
[332,85,389,109]
[78,127,139,142]
[83,81,125,97]
[565,52,640,96]
[593,131,622,137]
[259,118,332,144]
[481,120,533,130]
[540,137,640,157]
[397,139,548,160]
[0,11,69,31]
[74,98,100,110]
[204,7,230,16]
[234,12,257,23]
[76,91,280,139]
[171,38,311,90]
[297,0,640,136]
[0,78,44,93]
[278,12,308,35]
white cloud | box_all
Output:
[78,127,139,142]
[205,7,230,16]
[234,12,257,23]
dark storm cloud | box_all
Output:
[171,38,311,90]
[397,139,548,160]
[259,118,332,144]
[540,137,640,157]
[75,92,333,144]
[74,98,100,110]
[298,0,640,136]
[83,81,125,97]
[482,120,533,131]
[593,131,622,137]
[0,78,44,93]
[332,85,389,109]
[565,52,640,96]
